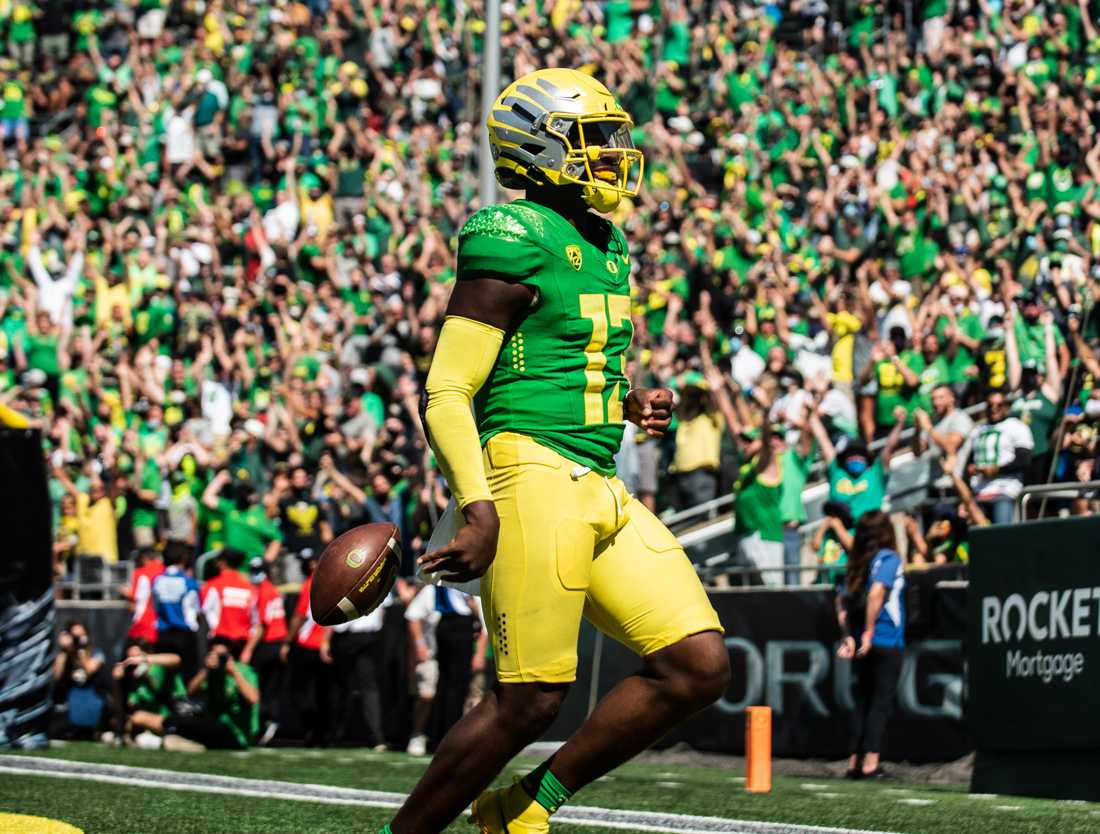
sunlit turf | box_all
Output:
[1,742,1097,834]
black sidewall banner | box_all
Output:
[968,516,1100,751]
[553,568,969,762]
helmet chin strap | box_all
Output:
[582,184,621,213]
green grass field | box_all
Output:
[1,743,1098,834]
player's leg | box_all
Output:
[517,494,728,807]
[388,434,609,834]
[390,680,568,833]
[535,632,727,793]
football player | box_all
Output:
[382,69,729,834]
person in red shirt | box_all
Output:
[280,550,331,746]
[200,549,259,659]
[125,547,164,646]
[241,557,288,744]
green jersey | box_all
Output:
[213,498,283,560]
[458,201,632,475]
[827,458,887,520]
[1010,391,1058,457]
[733,460,783,543]
[778,445,815,524]
[128,664,186,718]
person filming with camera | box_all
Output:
[128,641,259,751]
[50,620,107,739]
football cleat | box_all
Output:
[468,778,551,834]
[487,68,644,214]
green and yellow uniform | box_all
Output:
[453,200,721,683]
[463,201,633,475]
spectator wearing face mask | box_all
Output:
[814,406,905,522]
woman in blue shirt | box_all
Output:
[835,510,906,779]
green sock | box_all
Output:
[380,825,393,834]
[521,761,573,814]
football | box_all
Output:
[309,522,401,626]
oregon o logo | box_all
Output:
[0,814,83,834]
[565,245,582,270]
[345,548,368,569]
[606,259,619,274]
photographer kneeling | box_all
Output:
[108,642,185,746]
[51,621,108,739]
[129,641,259,751]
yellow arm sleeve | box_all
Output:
[0,401,29,429]
[423,315,505,509]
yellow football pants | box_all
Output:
[479,432,723,683]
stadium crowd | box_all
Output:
[6,0,1100,745]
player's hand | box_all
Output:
[416,643,431,665]
[319,643,332,665]
[240,647,252,666]
[837,636,856,660]
[417,500,499,583]
[471,653,486,673]
[625,388,674,437]
[279,643,290,664]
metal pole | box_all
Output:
[478,0,501,208]
[1038,298,1093,517]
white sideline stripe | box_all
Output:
[0,763,403,809]
[0,756,902,834]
